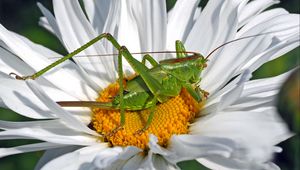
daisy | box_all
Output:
[0,0,299,169]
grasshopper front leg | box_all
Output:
[175,40,188,58]
[110,47,161,135]
[142,54,159,67]
[134,97,157,135]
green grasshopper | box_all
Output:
[10,33,266,135]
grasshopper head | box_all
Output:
[188,53,207,84]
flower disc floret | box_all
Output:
[91,82,202,149]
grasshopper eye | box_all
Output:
[123,90,130,95]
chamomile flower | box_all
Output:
[0,0,299,169]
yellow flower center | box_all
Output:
[90,81,203,150]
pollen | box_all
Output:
[91,82,202,150]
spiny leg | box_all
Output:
[183,83,202,102]
[134,97,157,135]
[175,40,188,58]
[142,54,158,68]
[107,47,162,136]
[109,47,161,135]
[118,47,166,103]
[10,33,117,80]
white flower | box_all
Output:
[0,0,299,169]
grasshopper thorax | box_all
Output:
[159,53,207,84]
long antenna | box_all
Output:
[54,51,200,58]
[61,32,275,60]
[205,33,273,60]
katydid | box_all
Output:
[9,33,270,135]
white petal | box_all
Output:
[37,2,63,42]
[0,24,98,100]
[238,8,289,36]
[0,77,55,119]
[41,144,107,170]
[166,0,199,50]
[216,70,251,111]
[201,14,299,93]
[82,0,111,34]
[147,134,235,166]
[116,0,142,74]
[0,142,62,158]
[152,154,179,170]
[0,99,4,108]
[198,157,240,170]
[117,0,140,53]
[242,33,299,73]
[132,0,167,52]
[200,34,271,94]
[225,96,275,112]
[101,0,121,57]
[198,154,281,170]
[197,156,262,170]
[0,119,64,130]
[38,17,55,34]
[191,107,291,169]
[148,134,172,156]
[0,128,98,146]
[0,45,34,76]
[93,146,142,169]
[197,70,292,141]
[0,74,89,120]
[238,0,280,27]
[0,119,98,145]
[203,70,251,115]
[193,7,202,21]
[226,71,292,112]
[185,0,242,55]
[53,0,116,88]
[122,154,145,170]
[237,14,299,40]
[116,0,168,74]
[35,146,81,170]
[242,70,292,96]
[0,119,94,135]
[26,80,98,136]
[191,108,291,158]
[185,0,222,54]
[138,152,156,170]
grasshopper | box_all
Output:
[10,33,268,135]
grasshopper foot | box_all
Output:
[9,73,34,80]
[134,127,148,136]
[105,125,124,137]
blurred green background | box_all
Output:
[0,0,299,169]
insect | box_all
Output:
[10,33,271,135]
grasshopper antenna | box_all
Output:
[205,32,277,60]
[68,32,277,60]
[54,51,200,58]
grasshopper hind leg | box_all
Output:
[134,97,157,135]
